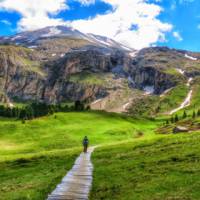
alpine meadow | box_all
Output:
[0,0,200,199]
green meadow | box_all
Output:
[0,111,158,200]
[90,132,200,200]
[0,110,199,200]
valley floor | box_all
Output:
[0,111,199,200]
[90,133,200,200]
[0,111,156,200]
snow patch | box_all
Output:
[185,54,197,61]
[160,88,173,97]
[28,45,37,49]
[91,98,103,105]
[128,76,135,85]
[129,51,138,58]
[11,35,21,41]
[120,44,133,51]
[123,102,131,110]
[43,27,61,37]
[60,53,65,58]
[52,53,56,57]
[143,86,154,95]
[176,68,185,75]
[186,77,193,87]
[170,90,193,115]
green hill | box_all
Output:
[90,132,200,200]
[0,111,157,200]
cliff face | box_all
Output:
[0,46,45,103]
[0,43,199,105]
[129,66,176,94]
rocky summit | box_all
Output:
[0,26,200,112]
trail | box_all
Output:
[47,147,95,200]
[169,69,193,115]
[169,90,193,115]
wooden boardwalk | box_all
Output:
[47,147,95,200]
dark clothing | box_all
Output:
[82,137,89,153]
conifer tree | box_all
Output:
[175,114,179,122]
[171,116,174,123]
[192,111,196,119]
[182,110,187,119]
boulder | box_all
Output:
[173,126,189,133]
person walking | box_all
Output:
[82,136,89,153]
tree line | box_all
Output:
[166,109,200,125]
[0,101,90,120]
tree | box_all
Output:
[197,109,200,117]
[166,119,169,125]
[192,111,196,119]
[25,105,34,119]
[175,114,179,122]
[19,109,27,119]
[74,100,84,111]
[170,116,174,123]
[182,110,187,119]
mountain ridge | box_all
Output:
[0,26,200,115]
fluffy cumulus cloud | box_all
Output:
[173,31,183,41]
[71,0,172,49]
[0,0,68,30]
[0,0,173,49]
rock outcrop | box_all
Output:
[0,30,200,105]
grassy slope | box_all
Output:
[90,132,200,200]
[0,112,157,158]
[128,84,189,117]
[0,149,79,200]
[0,111,158,199]
[159,84,189,113]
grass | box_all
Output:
[0,149,79,200]
[69,72,111,86]
[159,84,189,113]
[90,132,200,200]
[0,111,159,199]
[0,112,158,157]
[128,84,189,117]
[0,109,199,200]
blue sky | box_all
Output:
[0,0,199,51]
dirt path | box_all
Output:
[47,147,95,200]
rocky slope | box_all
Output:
[0,26,200,110]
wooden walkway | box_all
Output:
[47,147,95,200]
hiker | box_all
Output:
[82,136,89,153]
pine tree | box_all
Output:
[170,116,174,123]
[197,109,200,117]
[192,111,196,119]
[182,110,187,119]
[175,114,179,122]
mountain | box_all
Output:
[0,26,200,114]
[0,26,133,51]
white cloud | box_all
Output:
[173,31,183,41]
[75,0,95,6]
[71,0,172,49]
[0,0,68,31]
[0,0,173,50]
[0,19,11,25]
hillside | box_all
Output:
[0,111,157,200]
[90,132,200,200]
[0,26,200,115]
[0,25,200,200]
